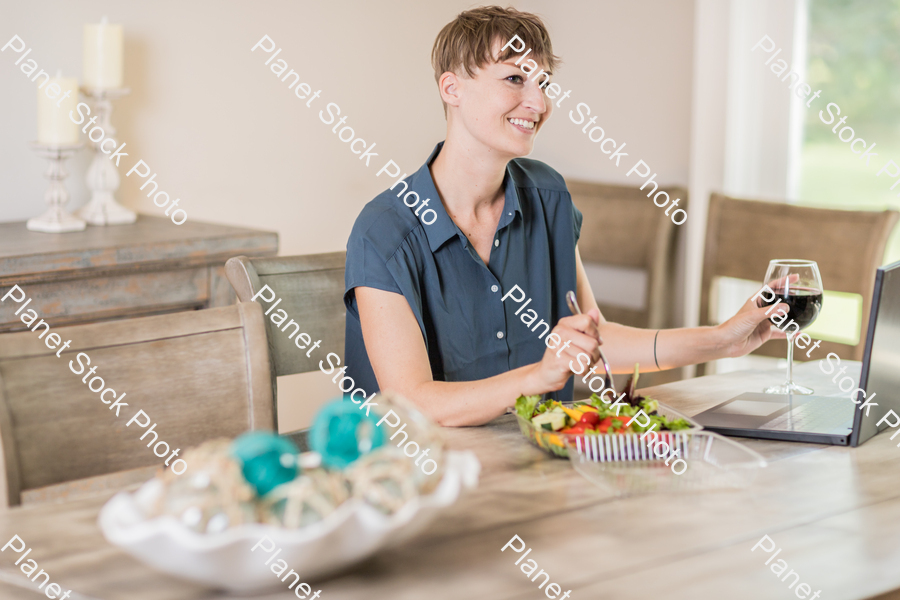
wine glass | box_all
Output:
[758,259,824,394]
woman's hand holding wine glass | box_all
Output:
[715,292,790,359]
[707,264,823,389]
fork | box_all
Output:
[565,290,615,393]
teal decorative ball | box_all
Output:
[310,400,386,468]
[230,431,299,496]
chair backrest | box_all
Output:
[567,179,685,329]
[225,252,347,392]
[701,193,899,364]
[0,302,273,507]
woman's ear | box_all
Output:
[439,71,462,109]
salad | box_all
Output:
[515,365,692,436]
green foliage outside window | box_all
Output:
[800,0,900,263]
[798,0,900,342]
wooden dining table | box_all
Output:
[2,361,899,600]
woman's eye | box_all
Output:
[506,75,524,84]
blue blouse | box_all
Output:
[344,142,583,403]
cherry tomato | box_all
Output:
[560,426,586,435]
[578,412,601,427]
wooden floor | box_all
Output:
[1,361,898,599]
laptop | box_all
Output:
[692,261,900,446]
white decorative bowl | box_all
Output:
[98,451,480,592]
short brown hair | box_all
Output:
[431,6,559,92]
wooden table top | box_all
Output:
[2,361,898,600]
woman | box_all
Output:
[343,6,781,426]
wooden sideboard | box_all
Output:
[0,216,278,332]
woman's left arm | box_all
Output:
[574,248,785,373]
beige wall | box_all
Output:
[1,0,695,430]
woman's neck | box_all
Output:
[430,130,510,219]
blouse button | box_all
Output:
[496,331,504,339]
[491,285,499,293]
[494,239,500,247]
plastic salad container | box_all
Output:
[514,400,702,459]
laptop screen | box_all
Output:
[854,261,900,446]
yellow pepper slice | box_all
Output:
[561,406,585,422]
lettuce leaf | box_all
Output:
[639,397,659,415]
[515,394,542,420]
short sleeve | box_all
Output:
[572,198,584,244]
[344,234,403,313]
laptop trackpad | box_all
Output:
[694,392,854,433]
[715,399,786,417]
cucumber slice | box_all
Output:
[532,411,568,431]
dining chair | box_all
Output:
[0,302,273,507]
[224,252,346,424]
[567,179,686,330]
[567,179,687,388]
[699,192,899,373]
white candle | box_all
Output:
[83,16,123,89]
[37,75,79,145]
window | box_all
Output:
[799,0,900,264]
[795,0,900,344]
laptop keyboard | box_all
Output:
[760,397,853,433]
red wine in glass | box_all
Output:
[761,259,824,395]
[758,287,823,330]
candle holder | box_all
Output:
[27,142,87,233]
[77,87,137,225]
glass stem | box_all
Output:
[785,334,795,385]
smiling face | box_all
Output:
[443,38,554,160]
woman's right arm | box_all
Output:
[355,286,602,426]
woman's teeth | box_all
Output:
[509,118,535,130]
